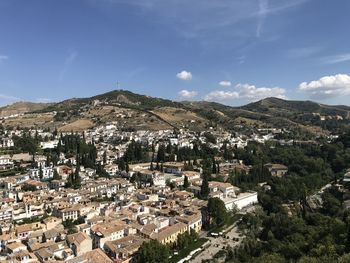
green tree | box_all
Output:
[12,133,38,155]
[73,163,82,189]
[118,159,126,171]
[339,253,350,263]
[22,184,37,192]
[207,197,228,227]
[39,164,43,180]
[200,173,210,199]
[103,151,107,164]
[53,169,61,180]
[157,144,166,162]
[253,253,285,263]
[66,174,73,188]
[126,162,129,173]
[133,240,170,263]
[166,179,176,190]
[176,229,199,250]
[183,176,189,189]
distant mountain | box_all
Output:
[0,101,51,118]
[242,97,350,118]
[2,90,350,135]
[41,90,182,112]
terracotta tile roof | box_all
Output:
[91,221,125,237]
[66,248,113,263]
[66,232,91,245]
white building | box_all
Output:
[1,138,14,148]
[208,182,237,198]
[30,167,54,180]
[223,191,258,210]
[152,173,166,187]
[40,140,58,149]
[0,156,13,169]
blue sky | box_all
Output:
[0,0,350,106]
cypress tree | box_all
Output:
[200,173,210,199]
[183,176,189,189]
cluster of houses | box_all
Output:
[0,174,208,262]
[0,123,296,262]
[0,167,260,261]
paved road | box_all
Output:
[190,225,242,263]
[189,205,257,263]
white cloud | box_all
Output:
[236,83,286,100]
[219,80,232,87]
[299,74,350,99]
[205,83,286,102]
[176,70,192,81]
[205,91,239,101]
[178,89,198,99]
[321,53,350,64]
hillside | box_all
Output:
[1,91,350,134]
[0,101,51,118]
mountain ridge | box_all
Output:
[1,90,350,134]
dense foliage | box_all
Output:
[13,133,39,154]
[176,229,199,250]
[207,197,229,227]
[133,240,170,263]
[223,132,350,262]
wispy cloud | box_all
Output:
[258,0,309,15]
[0,55,8,61]
[321,53,350,64]
[256,0,268,38]
[287,46,322,59]
[59,50,78,81]
[237,55,246,64]
[93,0,309,41]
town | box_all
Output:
[0,121,303,263]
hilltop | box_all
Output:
[1,90,350,135]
